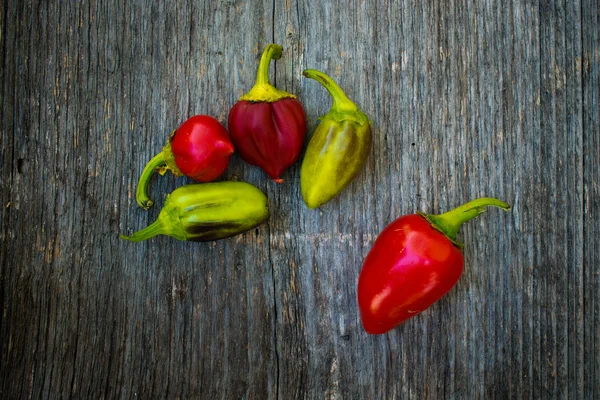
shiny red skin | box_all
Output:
[170,115,234,182]
[228,98,306,181]
[358,214,464,334]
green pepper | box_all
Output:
[120,181,269,242]
[300,69,372,209]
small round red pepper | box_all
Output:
[228,44,306,183]
[357,197,510,334]
[135,115,234,209]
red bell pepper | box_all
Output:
[228,44,306,183]
[357,197,510,334]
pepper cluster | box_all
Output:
[121,44,510,335]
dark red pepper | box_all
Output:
[228,44,306,183]
[136,115,234,209]
[357,198,510,334]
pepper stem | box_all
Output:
[302,69,356,112]
[425,197,510,243]
[135,152,166,210]
[239,44,296,102]
[120,219,165,242]
[135,137,184,210]
[256,44,282,86]
[302,69,368,125]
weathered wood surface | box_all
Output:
[1,0,598,398]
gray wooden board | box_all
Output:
[0,0,598,398]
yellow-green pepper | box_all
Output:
[300,69,372,209]
[120,181,269,242]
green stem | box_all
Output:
[424,197,510,243]
[119,219,165,242]
[255,44,282,86]
[136,152,166,209]
[302,69,358,114]
[239,44,295,102]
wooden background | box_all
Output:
[1,0,598,398]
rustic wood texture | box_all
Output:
[1,0,598,398]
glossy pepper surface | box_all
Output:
[136,115,234,209]
[300,69,371,208]
[228,44,306,183]
[121,181,268,242]
[358,198,510,334]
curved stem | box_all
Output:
[120,219,165,242]
[136,152,166,209]
[302,69,358,114]
[255,44,282,86]
[426,197,510,242]
[239,44,294,102]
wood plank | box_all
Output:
[582,1,600,398]
[0,0,598,398]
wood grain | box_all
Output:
[1,0,598,398]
